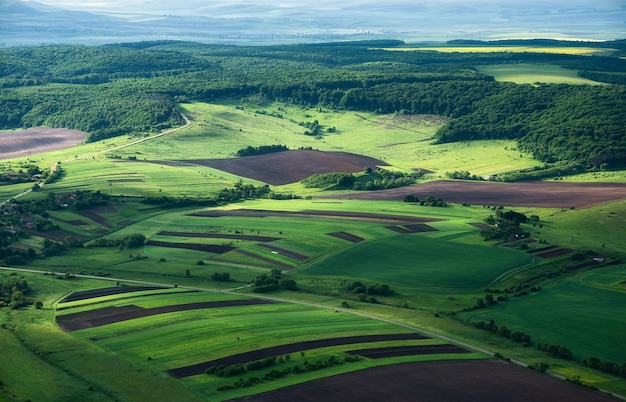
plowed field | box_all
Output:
[320,180,626,209]
[0,127,87,160]
[182,150,388,185]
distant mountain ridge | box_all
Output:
[1,0,624,46]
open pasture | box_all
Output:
[301,234,533,289]
[458,263,626,374]
[117,102,535,178]
[477,64,603,85]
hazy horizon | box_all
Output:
[4,0,624,45]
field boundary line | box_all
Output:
[1,265,624,401]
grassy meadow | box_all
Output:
[1,99,626,400]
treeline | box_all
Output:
[236,144,288,157]
[302,168,419,191]
[0,277,31,309]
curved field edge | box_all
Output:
[51,287,487,400]
[238,359,616,402]
[300,234,534,289]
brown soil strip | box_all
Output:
[237,359,615,402]
[179,150,388,185]
[346,344,469,359]
[30,230,82,242]
[403,223,438,233]
[65,220,89,226]
[146,240,235,254]
[190,209,440,225]
[77,209,112,229]
[234,249,294,270]
[328,232,364,243]
[57,299,277,332]
[527,245,559,254]
[158,231,280,242]
[386,225,411,234]
[60,286,165,303]
[166,333,429,379]
[537,248,573,258]
[256,244,309,262]
[565,261,601,272]
[0,127,87,160]
[318,180,626,209]
[469,222,492,231]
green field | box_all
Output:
[459,263,626,364]
[21,101,537,199]
[54,287,485,401]
[477,64,604,85]
[302,234,534,289]
[1,96,626,400]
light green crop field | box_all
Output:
[477,63,604,85]
[118,101,537,176]
[301,234,534,289]
[58,289,484,401]
[7,101,539,199]
[2,96,626,401]
[528,200,626,256]
[458,263,626,365]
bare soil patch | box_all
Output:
[60,286,165,303]
[56,299,276,332]
[469,222,492,231]
[319,180,626,209]
[166,333,429,379]
[346,344,469,359]
[190,209,440,224]
[0,127,87,160]
[77,208,113,229]
[328,232,364,243]
[158,231,280,242]
[180,150,388,185]
[537,248,573,258]
[146,240,235,254]
[237,359,614,402]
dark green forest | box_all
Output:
[1,39,625,168]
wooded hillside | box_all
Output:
[1,39,624,168]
